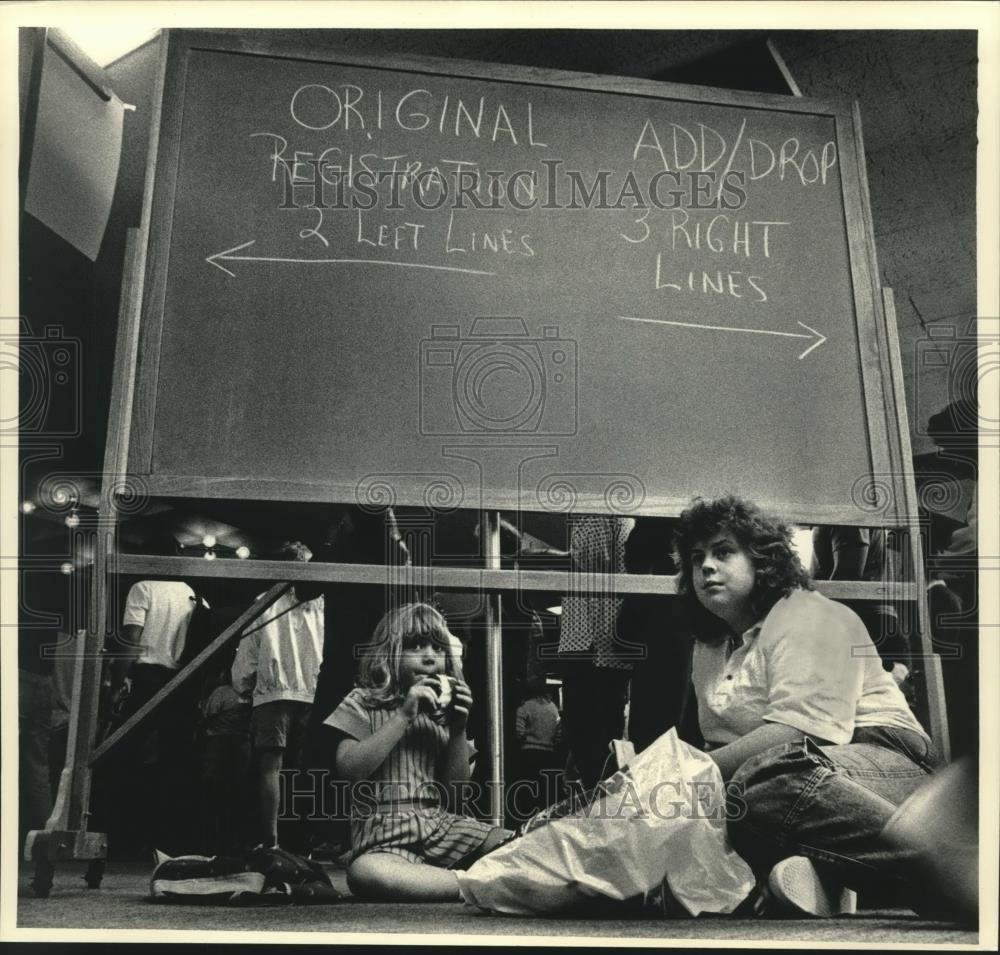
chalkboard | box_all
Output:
[129,30,902,525]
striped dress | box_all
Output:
[326,688,501,866]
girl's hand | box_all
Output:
[448,678,472,732]
[401,677,439,722]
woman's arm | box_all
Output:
[706,722,804,781]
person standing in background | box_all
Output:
[810,525,910,682]
[557,515,636,789]
[107,579,199,720]
[18,568,64,848]
[197,664,252,855]
[231,549,324,852]
[619,516,694,754]
[103,577,200,854]
[514,681,562,819]
[918,398,979,759]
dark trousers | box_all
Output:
[559,660,630,790]
[19,670,54,845]
[103,664,200,856]
[511,748,563,823]
[625,613,693,754]
[201,734,251,855]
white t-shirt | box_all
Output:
[122,580,196,669]
[692,588,929,746]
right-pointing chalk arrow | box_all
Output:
[618,315,827,360]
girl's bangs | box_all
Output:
[401,625,449,651]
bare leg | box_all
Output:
[347,852,461,901]
[257,749,283,848]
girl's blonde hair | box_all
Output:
[357,602,463,705]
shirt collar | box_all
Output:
[743,620,764,641]
[726,620,764,657]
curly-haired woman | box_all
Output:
[674,495,940,918]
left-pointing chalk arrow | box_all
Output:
[205,240,498,278]
[618,315,828,360]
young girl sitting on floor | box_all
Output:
[325,602,513,901]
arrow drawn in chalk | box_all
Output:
[618,315,827,360]
[206,240,497,278]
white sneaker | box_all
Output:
[767,856,858,918]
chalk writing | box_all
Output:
[621,210,789,259]
[653,256,768,302]
[356,212,425,251]
[443,210,535,256]
[633,118,837,186]
[299,206,329,246]
[289,83,548,149]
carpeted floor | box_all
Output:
[13,861,978,944]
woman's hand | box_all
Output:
[448,678,472,732]
[401,676,439,722]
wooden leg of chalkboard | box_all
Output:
[23,226,171,892]
[22,228,148,893]
[483,511,505,828]
[921,652,951,762]
[25,627,109,894]
[42,629,87,835]
[881,286,952,761]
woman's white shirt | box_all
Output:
[692,588,929,747]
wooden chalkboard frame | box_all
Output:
[127,29,905,528]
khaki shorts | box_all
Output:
[250,700,311,762]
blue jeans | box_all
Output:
[727,726,937,898]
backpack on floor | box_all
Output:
[150,846,341,905]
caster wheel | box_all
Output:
[84,859,105,889]
[31,860,54,898]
